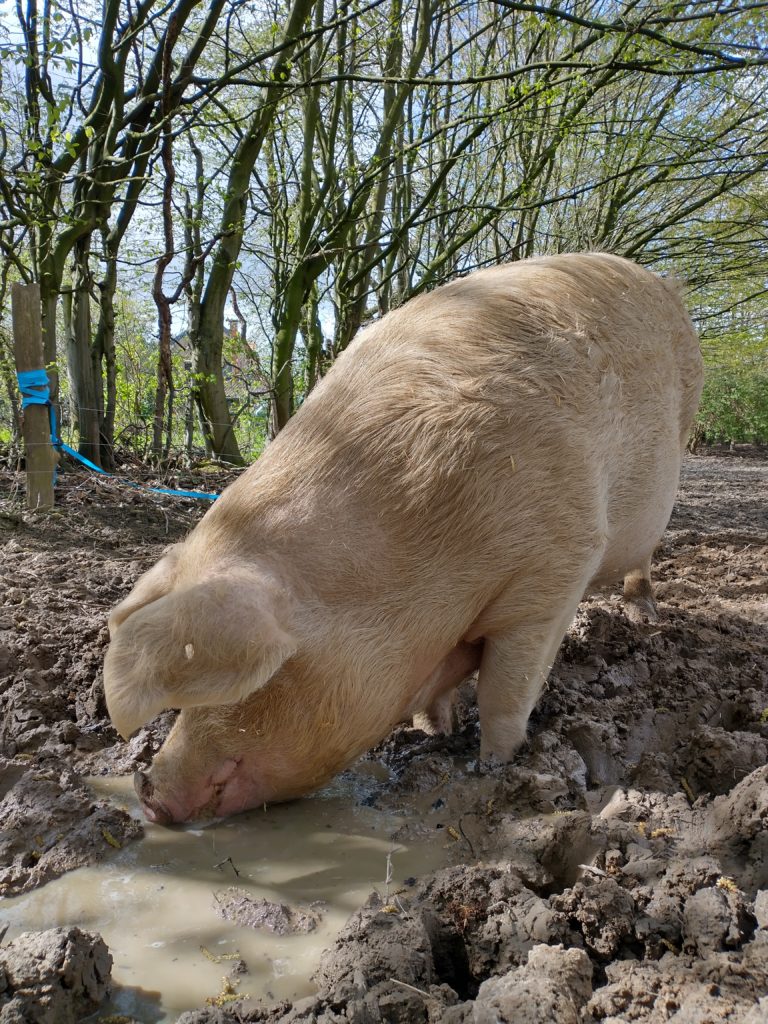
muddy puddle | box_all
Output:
[2,772,449,1020]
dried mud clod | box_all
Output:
[0,926,112,1024]
[214,888,322,935]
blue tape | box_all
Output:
[57,440,110,476]
[144,485,220,500]
[18,368,59,447]
[18,368,52,408]
[16,369,219,502]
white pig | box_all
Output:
[104,253,703,822]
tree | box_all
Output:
[0,0,228,465]
[247,0,768,435]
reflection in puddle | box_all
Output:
[2,766,446,1022]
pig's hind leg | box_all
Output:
[413,693,455,736]
[623,555,659,624]
[412,641,483,736]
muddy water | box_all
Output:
[2,768,448,1022]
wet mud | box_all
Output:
[2,773,447,1021]
[1,450,766,1022]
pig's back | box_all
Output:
[202,254,702,605]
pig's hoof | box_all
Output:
[475,752,510,774]
[624,596,659,624]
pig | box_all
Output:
[104,253,703,823]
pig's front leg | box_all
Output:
[477,610,577,760]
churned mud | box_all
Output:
[0,450,766,1023]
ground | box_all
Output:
[0,449,766,1023]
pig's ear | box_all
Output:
[108,545,182,635]
[104,573,297,739]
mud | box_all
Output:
[2,772,448,1020]
[0,762,142,897]
[214,890,322,935]
[0,926,112,1023]
[1,451,766,1022]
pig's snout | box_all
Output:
[134,770,174,825]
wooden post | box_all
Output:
[11,282,57,510]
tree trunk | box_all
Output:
[193,335,241,462]
[93,244,118,471]
[303,284,324,394]
[38,276,61,450]
[192,0,314,460]
[269,272,308,437]
[184,390,195,461]
[64,240,101,466]
[151,296,174,461]
[186,290,212,458]
[0,330,22,448]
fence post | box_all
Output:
[11,282,57,510]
